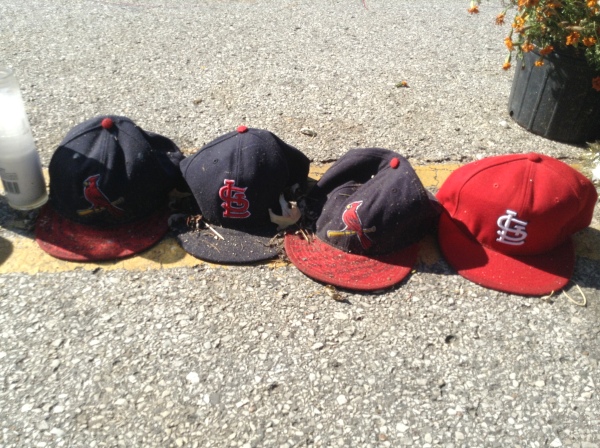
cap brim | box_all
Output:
[437,211,574,296]
[35,204,169,261]
[174,225,280,264]
[284,232,418,291]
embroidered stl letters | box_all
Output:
[219,179,251,218]
[496,209,528,246]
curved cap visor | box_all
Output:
[284,232,419,291]
[437,212,574,296]
[35,205,169,261]
[175,226,279,264]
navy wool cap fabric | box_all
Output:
[46,115,184,225]
[175,126,310,264]
[312,148,438,256]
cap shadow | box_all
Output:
[0,235,14,266]
[572,226,600,291]
[0,195,40,239]
[571,257,600,292]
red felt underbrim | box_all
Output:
[437,211,574,296]
[35,204,169,261]
[284,232,418,291]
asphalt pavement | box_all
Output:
[1,1,600,447]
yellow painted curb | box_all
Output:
[0,163,598,274]
[0,236,208,274]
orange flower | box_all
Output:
[496,13,505,25]
[513,17,525,28]
[566,31,581,46]
[583,36,597,47]
[539,45,554,55]
[593,76,600,91]
[468,5,479,14]
[504,37,515,50]
[522,42,535,52]
[512,16,525,32]
[588,0,597,7]
[503,62,512,70]
[535,59,545,66]
[518,0,539,6]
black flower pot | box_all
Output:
[508,47,600,144]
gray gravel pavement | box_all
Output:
[2,265,600,448]
[1,1,600,447]
[1,0,593,165]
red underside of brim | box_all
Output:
[35,205,169,261]
[284,232,418,291]
[437,212,573,296]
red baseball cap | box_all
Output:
[436,153,598,296]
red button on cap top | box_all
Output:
[237,125,248,133]
[389,157,400,169]
[101,118,114,130]
[527,153,542,162]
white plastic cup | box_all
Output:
[0,66,48,210]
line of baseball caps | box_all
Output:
[33,115,598,296]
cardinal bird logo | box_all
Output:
[326,200,376,249]
[77,174,125,217]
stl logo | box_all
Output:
[496,209,528,246]
[219,179,251,218]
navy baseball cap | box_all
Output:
[174,126,310,264]
[35,115,184,261]
[284,148,440,291]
